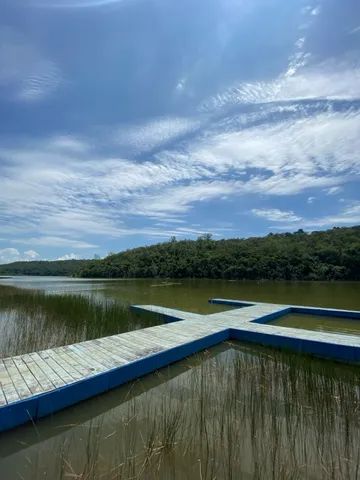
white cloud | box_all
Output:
[113,116,200,154]
[270,202,360,231]
[307,196,316,204]
[349,25,360,35]
[56,253,81,260]
[182,111,360,180]
[12,237,97,249]
[251,208,302,222]
[0,27,62,102]
[200,63,360,110]
[0,248,22,264]
[306,203,360,227]
[310,6,321,16]
[325,186,342,195]
[0,248,40,265]
[24,250,40,260]
[0,107,358,242]
[133,181,239,216]
[31,0,128,7]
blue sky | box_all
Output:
[0,0,359,263]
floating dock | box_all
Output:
[0,299,359,432]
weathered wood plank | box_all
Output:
[21,354,54,392]
[0,359,21,404]
[1,298,359,437]
[45,348,84,381]
[3,358,32,400]
[38,350,74,385]
[12,356,43,395]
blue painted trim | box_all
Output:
[291,306,360,320]
[229,328,360,364]
[250,308,291,324]
[251,307,360,325]
[0,329,229,433]
[1,299,359,434]
[130,306,184,323]
[210,298,360,320]
[209,298,255,307]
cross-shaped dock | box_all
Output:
[0,299,359,433]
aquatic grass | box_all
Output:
[0,285,159,357]
[0,342,359,479]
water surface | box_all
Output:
[0,341,358,479]
[0,277,359,356]
[272,312,360,336]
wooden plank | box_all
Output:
[29,352,67,389]
[44,348,84,381]
[21,354,54,392]
[0,359,21,404]
[121,330,175,350]
[106,333,156,352]
[12,356,43,396]
[68,342,114,371]
[38,350,74,385]
[68,344,109,374]
[95,337,136,363]
[76,341,123,369]
[3,358,33,399]
[0,383,6,406]
[105,335,163,358]
[92,339,135,365]
[56,346,94,377]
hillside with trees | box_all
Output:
[0,259,91,277]
[1,227,358,280]
[79,226,360,281]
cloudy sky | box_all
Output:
[0,0,359,263]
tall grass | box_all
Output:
[0,285,158,357]
[1,342,359,479]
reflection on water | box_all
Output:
[273,313,360,336]
[0,277,359,356]
[0,342,359,479]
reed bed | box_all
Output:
[2,343,359,479]
[0,285,158,357]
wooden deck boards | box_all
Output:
[1,298,359,432]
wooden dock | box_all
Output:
[0,299,359,432]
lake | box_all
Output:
[0,340,359,479]
[0,276,359,357]
[0,277,359,479]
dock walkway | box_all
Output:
[1,299,359,432]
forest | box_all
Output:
[0,259,91,277]
[79,226,360,281]
[0,227,359,281]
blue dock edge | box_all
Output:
[0,329,229,433]
[1,299,359,433]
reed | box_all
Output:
[3,342,358,479]
[0,285,158,357]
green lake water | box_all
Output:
[272,313,360,336]
[0,341,359,479]
[0,277,359,357]
[0,277,359,479]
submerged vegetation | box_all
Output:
[80,226,360,280]
[1,343,359,479]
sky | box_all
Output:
[0,0,359,264]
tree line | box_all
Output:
[0,259,91,277]
[0,226,358,280]
[79,226,360,281]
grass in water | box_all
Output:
[0,285,158,357]
[1,343,359,479]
